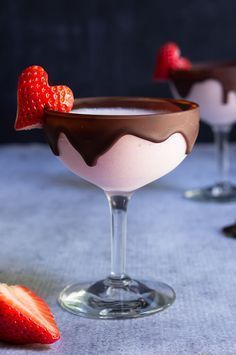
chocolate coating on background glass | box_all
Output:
[43,97,199,167]
[170,61,236,103]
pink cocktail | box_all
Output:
[43,97,199,319]
[170,62,236,201]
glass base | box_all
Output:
[58,276,175,319]
[184,183,236,202]
[222,224,236,238]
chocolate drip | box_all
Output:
[170,62,236,104]
[43,97,199,167]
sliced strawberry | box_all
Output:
[176,57,192,70]
[153,42,192,80]
[45,85,75,113]
[15,65,74,131]
[0,283,60,344]
[153,42,180,80]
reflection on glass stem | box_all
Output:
[213,124,231,187]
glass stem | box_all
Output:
[213,124,231,186]
[105,192,132,280]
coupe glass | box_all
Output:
[170,63,236,202]
[43,97,199,319]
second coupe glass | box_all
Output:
[170,62,236,202]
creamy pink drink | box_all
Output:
[57,107,187,192]
[170,64,236,126]
[43,97,199,319]
[44,98,198,193]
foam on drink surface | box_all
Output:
[72,107,167,115]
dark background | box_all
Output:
[2,0,236,144]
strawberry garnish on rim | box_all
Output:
[15,65,74,131]
[0,283,60,345]
[153,42,192,81]
[177,57,192,70]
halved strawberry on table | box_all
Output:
[15,65,74,131]
[0,283,60,345]
[153,42,192,80]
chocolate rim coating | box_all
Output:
[170,61,236,102]
[43,97,199,167]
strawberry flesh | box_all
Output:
[153,42,192,80]
[176,57,192,70]
[15,65,74,131]
[0,283,60,345]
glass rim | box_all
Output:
[170,60,236,76]
[44,96,199,120]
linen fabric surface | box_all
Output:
[0,144,236,355]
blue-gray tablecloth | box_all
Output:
[0,143,236,355]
